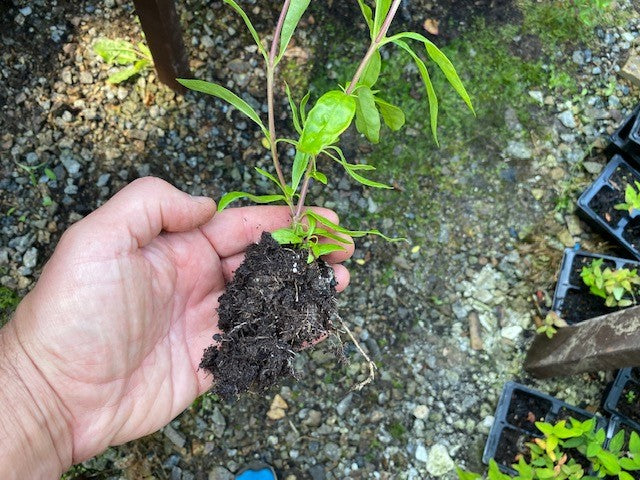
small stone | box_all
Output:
[583,161,603,174]
[208,466,234,480]
[163,425,186,449]
[425,444,455,476]
[79,71,93,84]
[267,394,288,420]
[565,215,583,236]
[621,54,640,87]
[336,392,353,416]
[413,405,429,419]
[528,90,544,104]
[572,50,584,65]
[501,325,523,341]
[531,189,544,200]
[415,444,428,463]
[303,409,322,427]
[505,141,532,159]
[201,35,215,48]
[96,173,111,187]
[129,129,148,141]
[558,110,577,128]
[22,247,38,269]
[558,229,574,247]
[59,151,81,177]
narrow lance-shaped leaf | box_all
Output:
[392,39,440,144]
[107,59,149,84]
[298,90,356,155]
[218,191,286,211]
[223,0,268,60]
[311,243,346,259]
[177,79,269,138]
[355,86,381,143]
[271,227,303,245]
[305,211,405,242]
[310,170,327,185]
[277,0,311,63]
[385,31,474,113]
[373,0,392,38]
[360,49,381,88]
[374,97,405,131]
[291,150,310,193]
[255,167,293,198]
[356,0,374,37]
[322,147,392,189]
[299,91,310,124]
[284,82,302,134]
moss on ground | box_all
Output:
[0,286,20,327]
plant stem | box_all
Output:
[266,0,292,205]
[293,156,315,222]
[345,0,402,95]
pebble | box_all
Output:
[558,110,577,128]
[208,467,234,480]
[413,405,429,419]
[79,71,93,84]
[267,394,288,420]
[22,247,38,269]
[164,425,186,449]
[425,444,455,476]
[415,444,428,463]
[59,152,81,177]
[336,393,353,416]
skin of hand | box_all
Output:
[0,177,353,478]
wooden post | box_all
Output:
[133,0,191,92]
[524,305,640,378]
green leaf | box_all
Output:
[609,430,625,454]
[311,170,327,184]
[291,150,310,193]
[630,431,640,453]
[535,468,556,479]
[535,422,554,436]
[355,86,381,143]
[44,168,57,181]
[312,227,351,244]
[344,165,392,189]
[374,97,405,131]
[137,41,151,59]
[305,211,404,242]
[356,0,374,36]
[285,82,303,134]
[455,467,482,480]
[361,50,381,88]
[298,90,356,155]
[277,0,311,62]
[586,440,601,457]
[271,228,303,245]
[222,0,268,60]
[93,38,137,65]
[392,39,440,144]
[107,59,149,84]
[217,191,286,211]
[300,91,310,124]
[596,450,620,474]
[619,471,635,480]
[177,79,269,138]
[42,196,53,207]
[254,167,292,198]
[373,0,392,37]
[385,31,474,114]
[311,243,346,259]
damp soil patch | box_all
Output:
[200,233,340,399]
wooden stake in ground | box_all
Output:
[524,305,640,377]
[133,0,191,92]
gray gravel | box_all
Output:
[2,0,640,479]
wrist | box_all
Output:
[0,312,74,479]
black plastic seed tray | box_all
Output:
[577,155,640,260]
[483,382,605,474]
[610,103,640,161]
[551,248,640,325]
[604,368,640,432]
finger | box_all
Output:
[85,177,216,249]
[332,263,350,292]
[202,206,339,258]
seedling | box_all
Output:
[615,180,640,215]
[626,390,637,405]
[178,0,473,260]
[93,38,153,84]
[581,258,640,308]
[536,311,567,339]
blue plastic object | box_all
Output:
[236,465,277,480]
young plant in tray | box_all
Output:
[177,0,473,398]
[93,37,153,84]
[581,258,640,308]
[615,180,640,215]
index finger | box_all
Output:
[201,205,340,258]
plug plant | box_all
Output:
[93,38,153,84]
[615,180,640,215]
[627,390,637,405]
[177,0,473,261]
[457,417,640,480]
[536,311,567,339]
[580,258,640,308]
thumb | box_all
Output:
[85,177,216,248]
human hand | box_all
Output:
[0,177,353,477]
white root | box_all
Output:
[338,317,377,391]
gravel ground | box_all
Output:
[2,0,640,479]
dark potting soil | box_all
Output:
[623,217,640,249]
[555,406,591,424]
[560,289,614,324]
[494,427,530,466]
[589,165,639,226]
[200,233,339,399]
[506,390,552,433]
[616,381,640,424]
